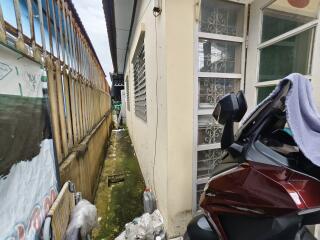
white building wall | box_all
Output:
[165,0,195,236]
[124,0,320,237]
[123,0,195,237]
[124,0,170,233]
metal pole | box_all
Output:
[82,84,87,135]
[84,85,89,133]
[0,2,6,43]
[75,29,81,73]
[13,0,26,53]
[65,5,72,68]
[37,0,47,55]
[51,0,60,59]
[79,81,84,138]
[78,34,82,75]
[62,0,70,66]
[45,0,53,54]
[80,37,85,76]
[74,78,82,141]
[63,67,74,149]
[69,74,78,144]
[46,57,63,163]
[84,44,88,80]
[55,60,68,157]
[26,0,41,61]
[66,9,74,70]
[77,80,83,140]
[68,13,76,71]
[57,0,65,63]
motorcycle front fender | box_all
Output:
[185,214,219,240]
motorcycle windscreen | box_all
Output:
[256,117,320,180]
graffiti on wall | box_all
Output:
[0,44,58,239]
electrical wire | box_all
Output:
[152,10,161,198]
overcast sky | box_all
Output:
[73,0,113,85]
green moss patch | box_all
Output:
[92,130,145,240]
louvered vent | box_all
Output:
[126,77,130,111]
[133,43,147,121]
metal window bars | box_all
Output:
[0,0,111,164]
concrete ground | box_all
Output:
[92,129,146,240]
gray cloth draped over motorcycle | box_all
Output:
[248,73,320,167]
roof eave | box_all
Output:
[103,0,118,74]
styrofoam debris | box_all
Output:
[65,199,98,240]
[115,231,126,240]
[115,209,165,240]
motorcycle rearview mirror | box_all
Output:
[213,91,247,150]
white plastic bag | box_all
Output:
[115,209,164,240]
[150,210,164,235]
[115,231,126,240]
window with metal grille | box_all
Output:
[195,0,246,210]
[126,77,130,111]
[133,41,147,121]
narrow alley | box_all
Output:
[3,0,320,239]
[93,129,145,239]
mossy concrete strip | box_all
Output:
[92,129,145,240]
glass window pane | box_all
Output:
[198,115,223,145]
[199,78,240,108]
[259,28,314,82]
[197,149,223,179]
[200,0,244,37]
[257,86,276,103]
[262,0,319,42]
[199,38,242,73]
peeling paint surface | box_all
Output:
[0,44,57,240]
[0,140,58,239]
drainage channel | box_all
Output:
[107,172,126,187]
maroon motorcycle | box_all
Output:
[186,80,320,240]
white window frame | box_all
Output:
[245,0,320,111]
[192,0,249,213]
